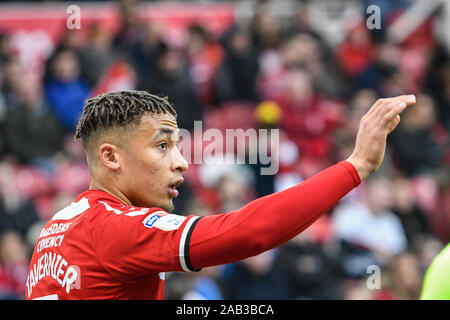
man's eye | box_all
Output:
[158,142,167,150]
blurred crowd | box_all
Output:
[0,0,449,300]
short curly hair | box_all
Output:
[74,90,177,163]
[75,90,177,141]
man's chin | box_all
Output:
[134,198,174,213]
[159,200,175,213]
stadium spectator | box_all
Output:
[130,22,166,87]
[215,26,260,104]
[389,93,443,176]
[425,43,450,130]
[430,171,450,243]
[44,49,91,132]
[138,46,202,131]
[344,280,375,300]
[355,40,402,94]
[336,20,374,78]
[113,0,145,55]
[215,173,250,212]
[391,176,433,248]
[185,24,223,106]
[0,161,40,239]
[250,7,284,53]
[79,23,115,87]
[1,57,23,112]
[1,78,64,167]
[0,32,14,65]
[181,266,224,300]
[332,176,408,264]
[221,250,292,300]
[0,231,28,299]
[384,252,423,300]
[277,226,347,299]
[286,31,345,98]
[266,68,343,167]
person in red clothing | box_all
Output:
[26,90,416,300]
[336,21,374,78]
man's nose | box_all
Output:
[171,147,189,173]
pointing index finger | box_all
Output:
[390,94,416,106]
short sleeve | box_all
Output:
[87,204,201,282]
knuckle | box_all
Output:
[360,117,370,128]
[360,116,367,124]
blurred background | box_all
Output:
[0,0,448,300]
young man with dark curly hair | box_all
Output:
[26,90,415,299]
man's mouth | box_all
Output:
[168,178,183,198]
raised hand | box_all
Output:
[346,94,416,180]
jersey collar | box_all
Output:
[76,189,126,206]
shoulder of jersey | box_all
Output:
[51,196,163,221]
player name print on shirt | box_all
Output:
[26,197,90,299]
[143,211,187,231]
[26,252,80,298]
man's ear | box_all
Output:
[98,143,121,170]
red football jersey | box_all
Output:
[25,190,200,300]
[26,161,360,300]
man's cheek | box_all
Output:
[150,166,161,174]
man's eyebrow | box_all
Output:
[153,128,174,140]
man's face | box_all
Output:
[118,112,188,211]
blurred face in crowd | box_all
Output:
[347,23,371,47]
[158,50,182,78]
[392,253,422,294]
[61,30,83,50]
[393,177,415,213]
[403,94,436,129]
[88,24,113,49]
[345,282,374,300]
[0,232,28,265]
[217,174,247,212]
[186,25,207,54]
[294,33,320,64]
[284,69,313,106]
[383,69,414,97]
[281,33,320,69]
[16,79,42,108]
[120,2,139,26]
[376,41,401,66]
[229,30,251,54]
[365,177,394,215]
[253,10,282,49]
[51,50,80,81]
[241,250,275,276]
[143,22,163,48]
[255,12,281,38]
